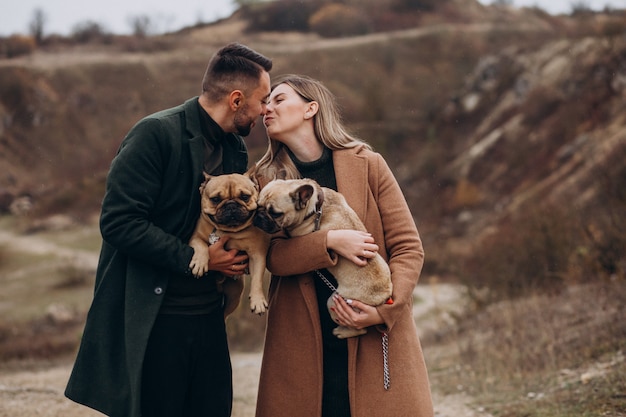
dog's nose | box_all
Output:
[253,209,280,234]
[223,200,239,209]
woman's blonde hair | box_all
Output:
[252,74,371,180]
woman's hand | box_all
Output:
[326,230,379,266]
[208,236,249,276]
[331,294,384,329]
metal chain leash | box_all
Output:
[315,269,337,292]
[315,268,390,390]
[382,332,390,390]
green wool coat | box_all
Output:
[65,97,247,417]
[255,146,434,417]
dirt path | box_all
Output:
[0,227,493,417]
[0,224,99,272]
[0,21,546,71]
[0,349,492,417]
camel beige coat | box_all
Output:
[255,146,434,417]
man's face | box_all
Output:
[234,72,271,137]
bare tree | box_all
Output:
[28,8,47,44]
[570,0,592,14]
[71,20,110,43]
[128,14,154,37]
[233,0,265,6]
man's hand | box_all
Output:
[208,236,249,276]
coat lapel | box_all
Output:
[183,97,208,181]
[334,148,368,222]
[184,99,208,231]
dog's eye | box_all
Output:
[240,193,251,203]
[210,197,221,204]
[269,209,283,219]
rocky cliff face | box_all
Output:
[407,33,626,248]
[0,7,624,277]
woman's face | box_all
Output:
[263,83,313,142]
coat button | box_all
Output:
[154,287,163,295]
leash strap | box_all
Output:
[315,269,337,292]
[382,332,390,390]
[312,189,390,390]
[315,268,391,390]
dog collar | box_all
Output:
[315,187,324,231]
[304,187,324,232]
[283,186,324,238]
[311,187,325,232]
[208,228,220,245]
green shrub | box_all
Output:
[0,35,36,58]
[601,17,626,40]
[463,204,582,301]
[54,264,91,289]
[71,20,112,44]
[242,0,322,33]
[309,4,372,38]
[0,67,38,127]
[583,145,626,279]
[391,0,440,12]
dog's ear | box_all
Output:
[275,169,288,180]
[244,169,261,191]
[243,167,255,180]
[199,172,213,193]
[293,184,314,210]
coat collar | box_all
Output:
[183,97,248,176]
[333,146,369,222]
[183,98,207,179]
[183,97,204,138]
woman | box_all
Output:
[251,74,433,417]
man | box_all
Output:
[65,43,272,417]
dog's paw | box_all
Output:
[189,254,210,278]
[332,326,367,339]
[249,296,268,316]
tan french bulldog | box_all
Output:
[253,178,392,338]
[189,173,271,316]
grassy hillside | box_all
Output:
[0,2,625,415]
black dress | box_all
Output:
[288,147,351,417]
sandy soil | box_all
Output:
[0,285,493,417]
[0,226,493,417]
[0,354,492,417]
[0,344,493,417]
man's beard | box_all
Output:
[233,104,254,136]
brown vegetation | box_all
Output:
[424,280,626,416]
[1,1,625,415]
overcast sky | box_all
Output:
[0,0,623,37]
[0,0,236,36]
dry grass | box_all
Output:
[1,11,625,413]
[0,216,97,360]
[0,216,263,358]
[424,280,626,416]
[1,218,625,416]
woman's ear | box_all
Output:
[304,101,319,120]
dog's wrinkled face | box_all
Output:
[200,173,259,232]
[253,179,318,234]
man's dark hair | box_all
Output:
[201,43,273,101]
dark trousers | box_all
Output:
[141,311,232,417]
[316,278,351,417]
